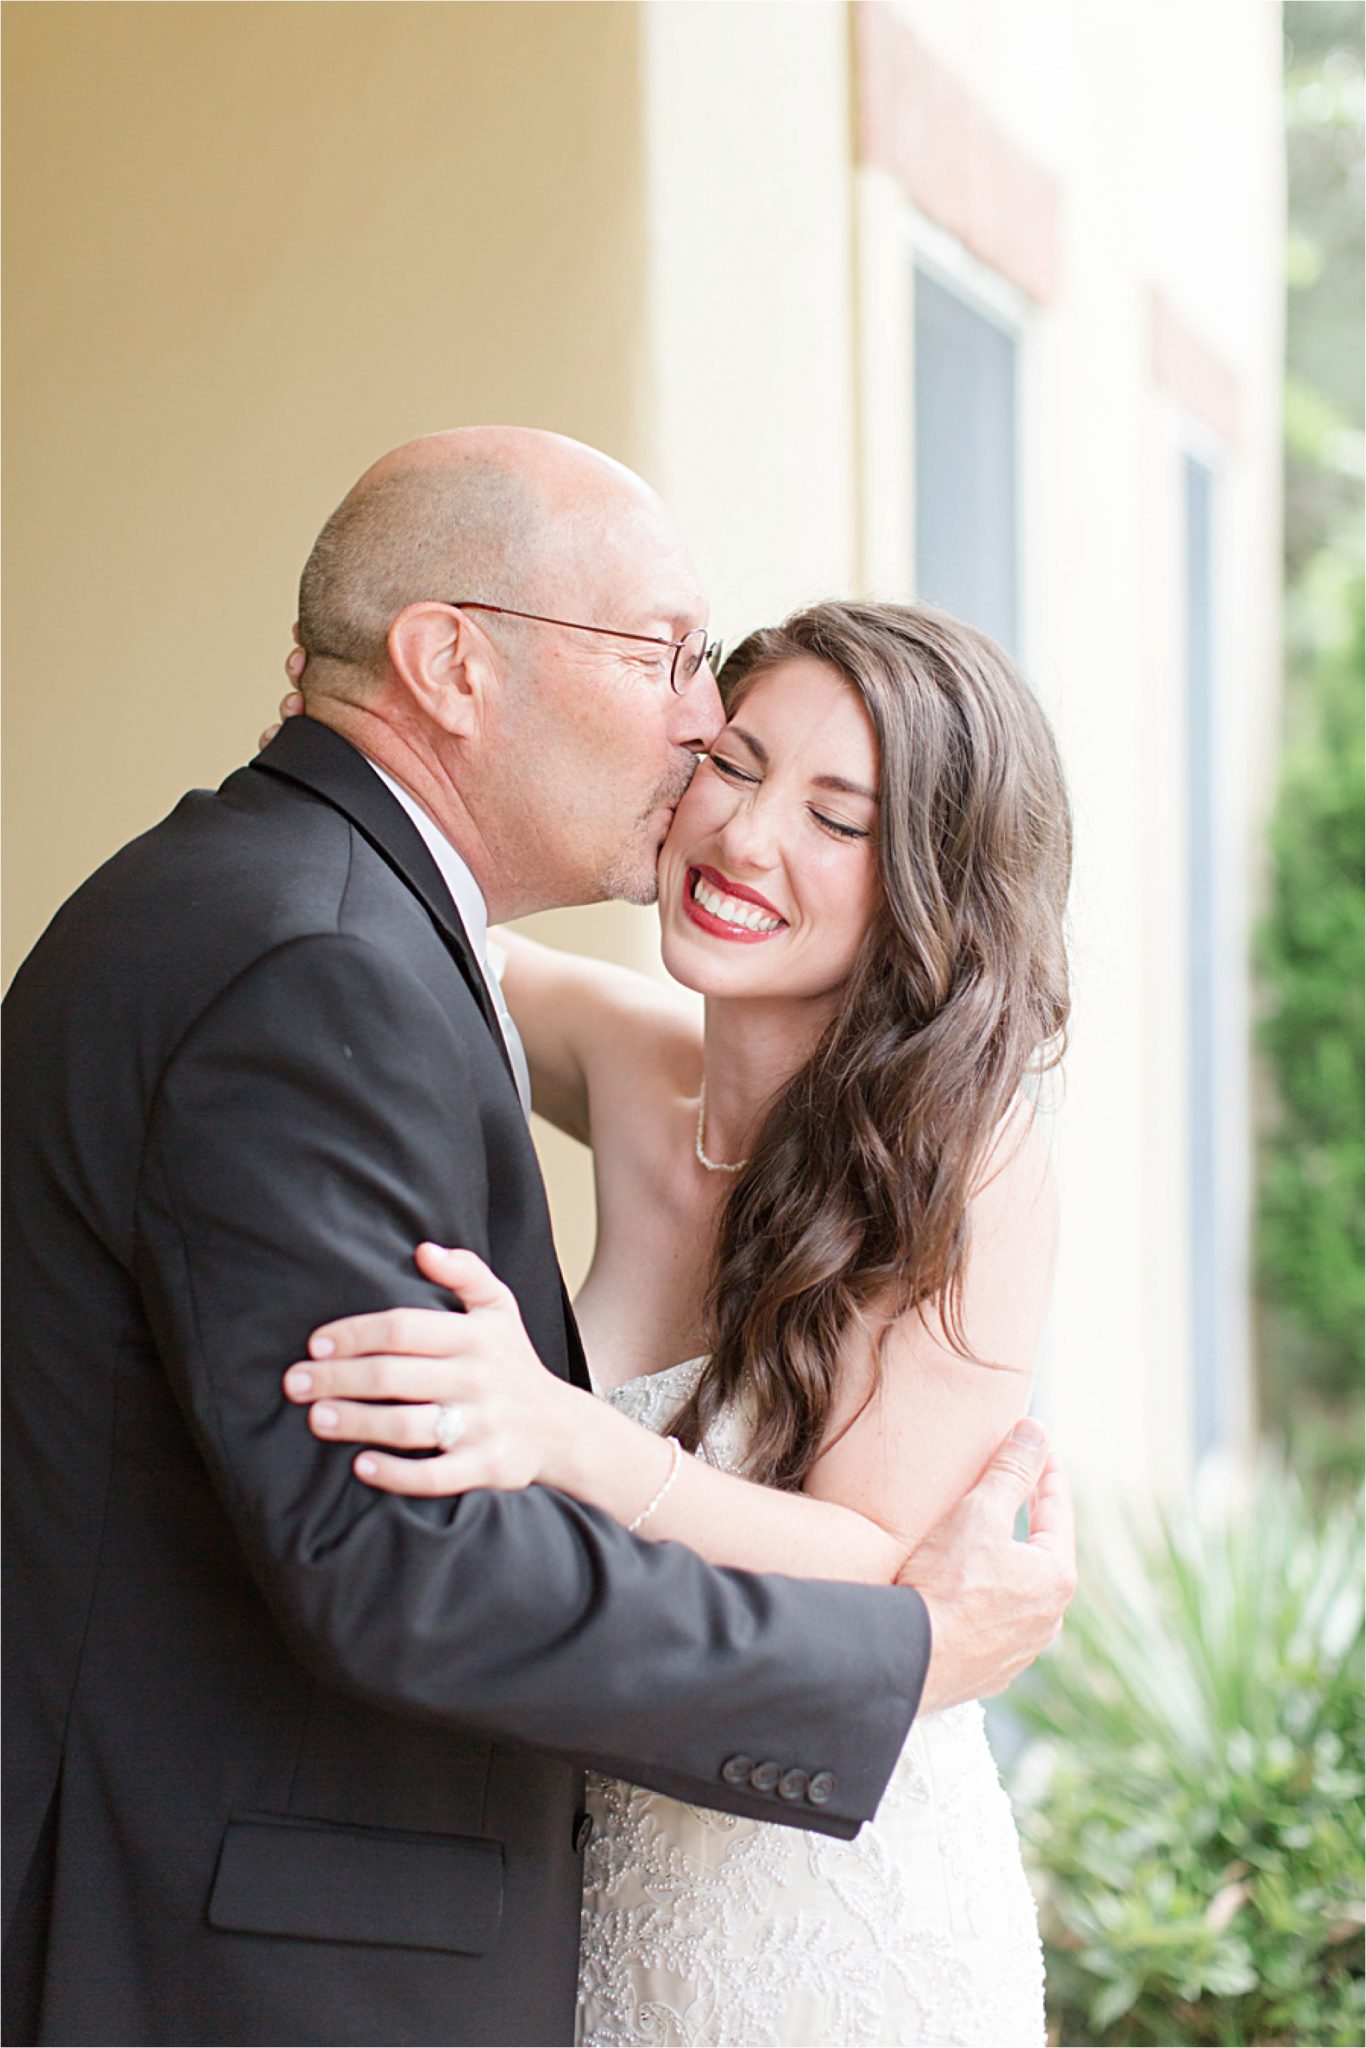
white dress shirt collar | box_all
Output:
[365,759,490,964]
[361,757,531,1118]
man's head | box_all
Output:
[294,427,724,917]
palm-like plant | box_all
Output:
[1011,1468,1364,2045]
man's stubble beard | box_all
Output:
[599,755,699,909]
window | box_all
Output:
[913,266,1021,656]
[1185,453,1223,1460]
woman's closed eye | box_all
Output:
[812,811,870,841]
[708,754,870,842]
[707,753,758,786]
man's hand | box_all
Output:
[899,1418,1077,1716]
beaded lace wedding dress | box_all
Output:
[576,1357,1045,2048]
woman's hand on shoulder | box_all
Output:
[257,629,308,750]
[282,1242,583,1498]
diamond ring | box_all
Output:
[433,1403,466,1452]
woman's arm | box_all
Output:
[286,1245,909,1582]
[578,1101,1057,1569]
[490,929,698,1145]
[550,1382,908,1582]
[804,1099,1058,1552]
[286,1098,1057,1588]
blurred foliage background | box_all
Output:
[1256,0,1364,1486]
[1016,9,1364,2042]
[1017,1471,1364,2047]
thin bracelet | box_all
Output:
[628,1436,683,1535]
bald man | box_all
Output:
[3,429,1072,2048]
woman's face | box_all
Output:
[657,657,882,1008]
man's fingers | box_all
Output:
[413,1242,515,1313]
[972,1416,1049,1510]
[1027,1454,1077,1584]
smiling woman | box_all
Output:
[669,601,1073,1493]
[660,656,883,1002]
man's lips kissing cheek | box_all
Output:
[682,863,789,944]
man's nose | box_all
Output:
[671,662,725,751]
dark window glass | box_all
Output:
[913,267,1020,655]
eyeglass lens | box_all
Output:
[671,630,725,693]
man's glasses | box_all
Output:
[449,601,723,695]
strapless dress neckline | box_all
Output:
[587,1356,706,1402]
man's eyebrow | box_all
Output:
[639,597,707,633]
[729,727,877,803]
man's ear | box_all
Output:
[386,603,496,739]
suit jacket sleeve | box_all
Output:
[135,932,929,1838]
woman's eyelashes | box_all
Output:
[707,754,757,785]
[707,753,871,842]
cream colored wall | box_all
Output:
[3,0,658,1288]
[526,0,865,1284]
[856,1,1284,1511]
[640,1,859,637]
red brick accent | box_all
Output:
[854,1,1061,306]
[1150,291,1241,443]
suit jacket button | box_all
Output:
[721,1754,755,1786]
[807,1771,837,1806]
[572,1809,595,1853]
[777,1768,809,1802]
[749,1759,782,1792]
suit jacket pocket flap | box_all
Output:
[208,1814,503,1954]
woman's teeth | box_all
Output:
[691,874,784,933]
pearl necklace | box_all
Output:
[694,1080,749,1174]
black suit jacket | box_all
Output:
[2,718,929,2047]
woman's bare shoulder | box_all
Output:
[497,928,700,1084]
[968,1093,1059,1253]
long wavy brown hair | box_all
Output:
[669,600,1072,1491]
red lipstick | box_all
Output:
[682,866,788,944]
[691,865,786,920]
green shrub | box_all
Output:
[1011,1469,1364,2045]
[1255,547,1365,1457]
[1259,2,1365,1484]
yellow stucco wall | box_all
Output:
[2,0,651,982]
[4,0,663,1283]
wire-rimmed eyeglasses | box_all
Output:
[448,601,723,695]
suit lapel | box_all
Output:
[251,718,591,1392]
[251,718,512,1079]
